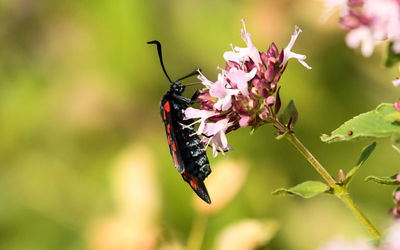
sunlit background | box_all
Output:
[0,0,399,249]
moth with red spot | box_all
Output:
[147,40,212,204]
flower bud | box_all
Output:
[239,115,252,127]
[266,96,275,106]
[337,169,346,184]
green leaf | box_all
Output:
[272,181,329,198]
[365,175,400,185]
[344,142,376,186]
[385,42,400,67]
[278,100,298,130]
[321,103,400,143]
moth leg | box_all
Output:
[173,94,192,104]
[189,90,200,104]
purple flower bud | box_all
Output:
[259,107,270,120]
[248,99,257,109]
[264,65,275,82]
[260,52,268,66]
[266,96,275,106]
[261,88,269,98]
[239,115,252,127]
[267,42,279,58]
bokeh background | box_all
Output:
[0,0,399,249]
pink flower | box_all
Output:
[184,107,218,135]
[346,26,376,57]
[208,72,241,111]
[226,67,257,97]
[393,78,400,87]
[223,19,262,66]
[202,119,233,157]
[281,26,312,69]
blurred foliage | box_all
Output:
[0,0,399,250]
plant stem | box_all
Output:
[186,213,207,250]
[274,120,380,238]
[339,192,381,238]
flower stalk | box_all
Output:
[273,119,380,239]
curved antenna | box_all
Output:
[175,69,200,82]
[147,40,172,83]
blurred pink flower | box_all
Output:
[320,238,374,250]
[322,0,400,86]
[383,222,400,250]
[393,78,400,87]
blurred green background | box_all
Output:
[0,0,399,249]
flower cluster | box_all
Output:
[389,174,400,218]
[184,20,311,157]
[322,0,400,86]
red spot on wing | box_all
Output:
[163,110,166,120]
[167,135,171,145]
[172,141,176,152]
[183,171,199,190]
[173,153,179,167]
[167,124,170,133]
[164,101,170,112]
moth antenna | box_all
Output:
[183,82,202,87]
[175,69,200,82]
[147,40,172,83]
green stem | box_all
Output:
[338,192,381,238]
[274,120,380,239]
[186,213,207,250]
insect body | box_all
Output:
[148,40,212,204]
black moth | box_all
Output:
[147,40,212,204]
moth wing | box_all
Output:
[161,99,185,173]
[182,170,211,204]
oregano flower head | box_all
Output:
[184,19,311,157]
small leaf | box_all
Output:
[365,175,400,185]
[385,42,400,67]
[272,181,329,198]
[274,87,281,114]
[275,131,289,140]
[321,103,400,143]
[344,142,376,186]
[278,100,298,129]
[385,111,400,123]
